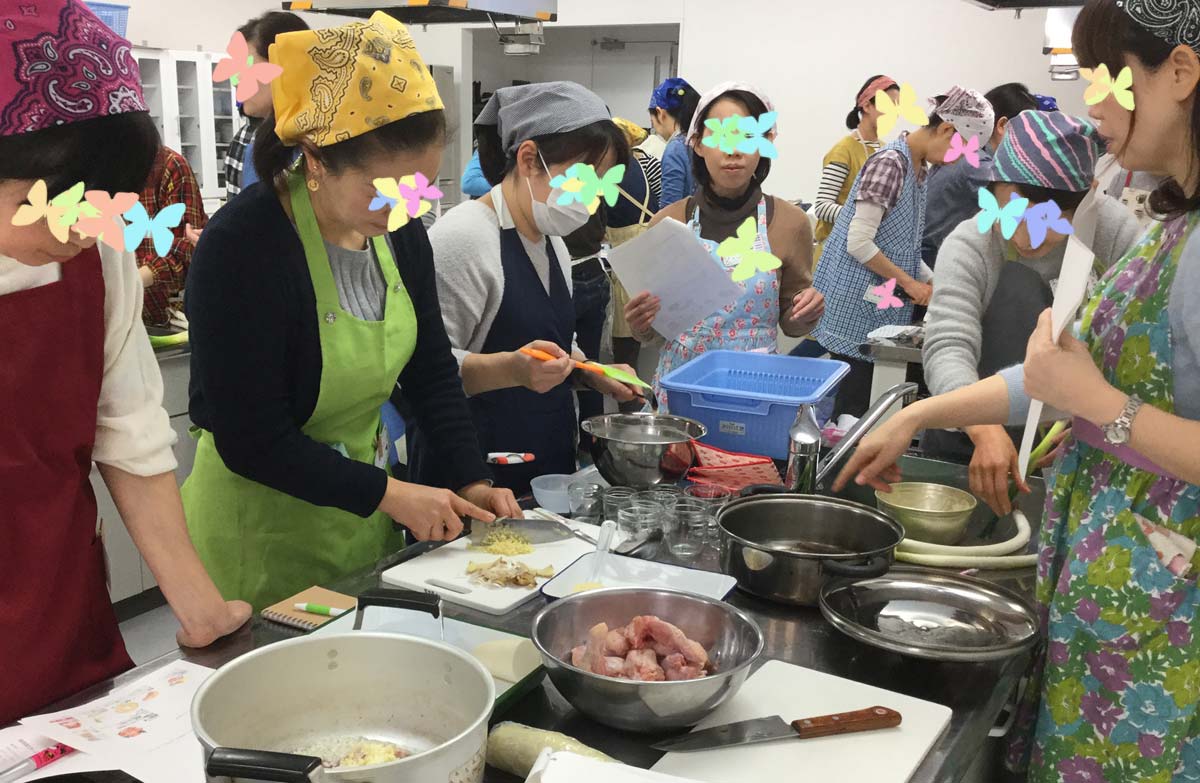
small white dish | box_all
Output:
[541,552,737,601]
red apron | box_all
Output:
[0,248,133,723]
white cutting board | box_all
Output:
[380,521,600,614]
[310,606,541,698]
[652,660,952,783]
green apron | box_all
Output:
[182,172,418,611]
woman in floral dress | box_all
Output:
[834,1,1200,780]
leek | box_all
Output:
[149,331,189,350]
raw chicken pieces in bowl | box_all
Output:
[531,587,764,732]
[570,616,711,681]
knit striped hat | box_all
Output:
[983,110,1103,192]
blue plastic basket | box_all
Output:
[660,351,850,460]
[85,2,129,36]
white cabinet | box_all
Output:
[135,48,237,201]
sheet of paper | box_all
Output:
[1017,155,1120,475]
[123,733,205,783]
[607,218,743,341]
[20,661,213,770]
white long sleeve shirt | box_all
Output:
[0,244,177,475]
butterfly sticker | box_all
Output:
[74,191,141,252]
[549,163,626,215]
[1023,200,1075,250]
[875,82,929,138]
[123,202,186,258]
[977,188,1029,240]
[213,31,283,102]
[944,132,981,168]
[716,216,782,283]
[11,180,98,243]
[701,116,747,155]
[871,278,905,310]
[735,112,778,159]
[1081,64,1135,111]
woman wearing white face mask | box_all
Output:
[408,82,638,494]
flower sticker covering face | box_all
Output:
[371,173,444,231]
[701,116,747,155]
[734,112,778,159]
[945,132,981,168]
[717,216,782,283]
[549,162,626,215]
[874,82,929,137]
[870,278,904,310]
[977,188,1030,240]
[213,31,284,102]
[11,181,99,243]
[1081,64,1135,111]
[74,191,141,252]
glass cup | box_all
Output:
[602,487,637,522]
[568,482,603,523]
[616,500,665,540]
[636,486,683,512]
[666,499,711,559]
[685,484,733,538]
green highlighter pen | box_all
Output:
[294,602,349,617]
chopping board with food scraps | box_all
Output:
[311,607,543,709]
[652,660,952,783]
[380,518,608,615]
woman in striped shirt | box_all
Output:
[812,76,899,263]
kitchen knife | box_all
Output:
[651,706,902,753]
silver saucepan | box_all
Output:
[717,488,905,606]
[193,592,494,782]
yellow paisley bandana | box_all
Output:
[613,117,648,148]
[270,11,444,147]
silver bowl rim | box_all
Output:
[874,482,978,518]
[717,493,906,560]
[581,413,708,445]
[530,586,765,685]
[817,568,1041,662]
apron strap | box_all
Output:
[1072,416,1183,482]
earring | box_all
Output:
[307,178,320,192]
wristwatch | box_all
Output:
[1102,395,1144,446]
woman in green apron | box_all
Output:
[836,2,1200,777]
[182,12,518,611]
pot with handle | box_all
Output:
[717,487,905,606]
[193,589,495,782]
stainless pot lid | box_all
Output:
[818,569,1040,662]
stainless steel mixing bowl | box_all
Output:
[582,414,707,489]
[875,482,978,545]
[530,587,763,733]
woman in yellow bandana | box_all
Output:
[181,12,519,611]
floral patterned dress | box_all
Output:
[652,197,780,409]
[1006,213,1200,782]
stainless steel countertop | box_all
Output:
[45,461,1039,783]
[863,339,924,365]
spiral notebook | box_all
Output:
[260,586,356,631]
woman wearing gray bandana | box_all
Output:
[837,1,1200,779]
[407,82,639,495]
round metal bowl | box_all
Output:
[582,414,707,489]
[875,482,977,545]
[718,492,905,607]
[819,569,1040,662]
[530,587,763,733]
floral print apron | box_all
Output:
[1007,213,1200,782]
[652,197,779,409]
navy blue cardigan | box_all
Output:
[185,182,489,517]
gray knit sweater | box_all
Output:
[923,195,1142,396]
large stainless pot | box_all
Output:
[192,632,495,782]
[582,413,706,488]
[718,489,905,606]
